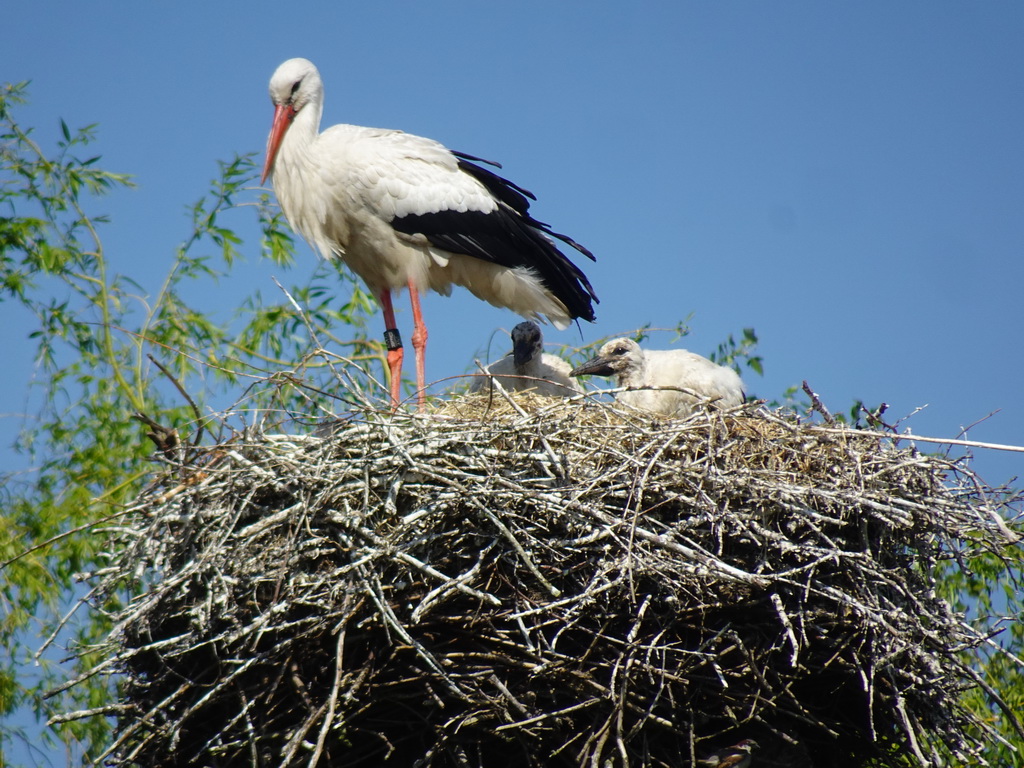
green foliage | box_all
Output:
[0,82,380,765]
[936,542,1024,766]
[707,326,763,378]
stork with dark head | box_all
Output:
[471,321,582,398]
[261,58,598,409]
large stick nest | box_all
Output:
[77,393,1021,767]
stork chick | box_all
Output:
[472,321,581,398]
[570,337,744,418]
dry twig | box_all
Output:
[56,390,1023,767]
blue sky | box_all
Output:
[3,2,1023,761]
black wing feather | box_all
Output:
[450,150,503,169]
[390,154,599,323]
[454,154,537,211]
[454,155,594,261]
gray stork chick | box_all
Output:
[472,322,582,398]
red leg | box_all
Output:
[378,289,403,409]
[407,281,428,410]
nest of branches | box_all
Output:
[73,390,1021,767]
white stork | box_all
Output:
[261,58,598,409]
[570,337,745,418]
[471,321,582,398]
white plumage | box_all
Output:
[471,321,582,398]
[261,58,597,409]
[570,337,745,418]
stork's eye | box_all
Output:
[613,345,628,356]
[289,79,303,99]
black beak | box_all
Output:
[570,356,616,378]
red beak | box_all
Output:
[261,103,296,184]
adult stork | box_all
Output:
[261,58,598,409]
[571,338,745,418]
[471,321,582,398]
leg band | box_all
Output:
[384,328,403,351]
